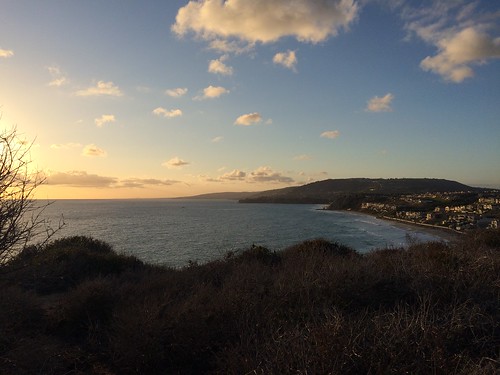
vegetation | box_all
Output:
[240,178,479,204]
[0,127,59,265]
[0,231,498,374]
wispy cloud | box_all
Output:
[75,81,123,97]
[153,107,183,118]
[119,178,181,188]
[366,93,394,112]
[402,1,500,82]
[0,48,14,58]
[46,171,116,187]
[50,142,82,150]
[320,130,340,139]
[249,166,294,184]
[47,65,69,87]
[273,50,298,71]
[94,114,116,127]
[172,0,359,46]
[46,171,180,188]
[82,144,107,157]
[194,85,229,100]
[234,112,262,126]
[165,87,188,97]
[211,136,224,143]
[162,157,190,169]
[294,154,312,161]
[208,55,233,75]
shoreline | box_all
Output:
[377,215,463,242]
[327,208,463,242]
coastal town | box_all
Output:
[359,191,500,233]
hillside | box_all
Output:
[177,191,257,200]
[1,232,499,374]
[239,178,477,204]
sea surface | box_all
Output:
[36,199,444,268]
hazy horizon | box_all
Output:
[1,1,499,199]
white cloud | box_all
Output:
[172,0,359,45]
[234,112,262,126]
[46,171,116,187]
[50,142,82,150]
[94,114,116,127]
[208,55,233,75]
[320,130,340,139]
[273,50,298,71]
[195,85,229,100]
[75,81,123,97]
[166,87,188,97]
[249,166,294,184]
[403,2,500,82]
[47,65,69,87]
[162,157,190,169]
[0,48,14,58]
[211,136,224,143]
[220,169,247,181]
[82,144,107,157]
[366,93,394,112]
[420,27,500,82]
[153,107,183,118]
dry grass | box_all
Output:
[0,231,498,374]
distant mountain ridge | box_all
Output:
[176,191,257,200]
[239,178,479,204]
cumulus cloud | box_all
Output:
[420,27,500,82]
[166,87,188,97]
[0,48,14,58]
[366,93,394,112]
[273,50,298,71]
[172,0,359,46]
[195,85,229,100]
[46,171,116,188]
[153,107,183,118]
[94,114,116,127]
[234,112,262,126]
[162,157,190,169]
[249,166,294,184]
[47,65,69,87]
[403,2,500,82]
[220,169,247,181]
[82,144,107,157]
[320,130,340,139]
[208,55,233,75]
[75,81,123,97]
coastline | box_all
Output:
[377,215,463,242]
[327,208,463,242]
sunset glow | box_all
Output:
[1,1,499,199]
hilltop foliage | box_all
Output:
[240,178,479,204]
[0,231,499,374]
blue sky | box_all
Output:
[1,0,499,198]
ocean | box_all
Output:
[37,199,443,267]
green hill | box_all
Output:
[240,178,477,204]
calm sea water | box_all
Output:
[37,199,443,267]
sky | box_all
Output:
[1,0,499,199]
